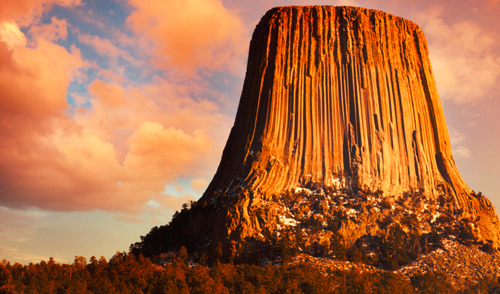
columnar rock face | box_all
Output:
[198,6,500,250]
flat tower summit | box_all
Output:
[134,6,500,266]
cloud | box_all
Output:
[124,121,212,183]
[88,79,128,108]
[0,0,236,217]
[0,34,230,213]
[77,32,141,67]
[0,207,38,232]
[126,0,248,74]
[449,129,466,145]
[416,8,500,103]
[0,21,27,47]
[28,16,68,43]
[0,0,81,26]
[1,248,51,265]
[191,178,209,193]
[453,146,471,158]
[449,129,471,159]
[0,21,87,124]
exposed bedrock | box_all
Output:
[198,6,500,248]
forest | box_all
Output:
[1,248,500,293]
[3,191,499,293]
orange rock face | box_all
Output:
[200,6,500,247]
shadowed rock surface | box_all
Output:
[132,6,500,266]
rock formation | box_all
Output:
[197,6,500,249]
[133,6,500,263]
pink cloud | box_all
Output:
[0,0,81,26]
[89,79,128,108]
[77,32,141,66]
[191,178,209,193]
[0,0,236,216]
[78,33,121,57]
[97,68,125,83]
[124,121,212,181]
[0,208,38,232]
[0,21,87,122]
[28,16,68,43]
[0,25,230,213]
[126,0,248,74]
[415,8,500,103]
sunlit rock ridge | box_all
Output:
[198,6,500,248]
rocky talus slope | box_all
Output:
[289,239,500,290]
[132,6,500,275]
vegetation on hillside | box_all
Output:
[2,190,497,293]
[1,249,500,293]
[130,188,493,269]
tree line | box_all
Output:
[1,249,500,293]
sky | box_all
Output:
[0,0,499,265]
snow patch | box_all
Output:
[280,215,298,226]
[295,187,313,195]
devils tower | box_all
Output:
[133,6,500,265]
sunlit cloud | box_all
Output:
[0,207,39,232]
[416,8,500,103]
[126,0,248,74]
[2,248,51,264]
[0,21,27,47]
[27,16,68,44]
[88,79,128,108]
[124,121,212,183]
[0,39,230,212]
[0,0,81,26]
[0,0,238,216]
[191,178,209,193]
[77,31,142,67]
[449,129,466,145]
[449,129,471,159]
[453,146,471,158]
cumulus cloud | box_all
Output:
[453,146,471,158]
[191,178,209,193]
[28,16,68,43]
[449,129,466,145]
[0,24,230,212]
[416,8,500,103]
[0,74,229,213]
[0,0,236,217]
[0,20,86,124]
[0,0,81,26]
[88,79,128,108]
[449,129,471,159]
[124,121,212,183]
[0,24,87,153]
[77,32,141,67]
[126,0,248,74]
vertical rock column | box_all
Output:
[200,6,500,246]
